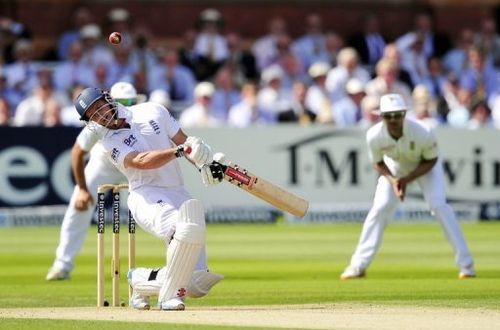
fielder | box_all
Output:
[73,87,223,311]
[340,93,475,280]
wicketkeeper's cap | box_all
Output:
[379,93,407,113]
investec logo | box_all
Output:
[113,193,120,233]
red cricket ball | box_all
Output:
[109,32,122,45]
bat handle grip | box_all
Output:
[184,146,192,154]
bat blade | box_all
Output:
[222,164,309,217]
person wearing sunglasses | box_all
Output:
[340,93,475,280]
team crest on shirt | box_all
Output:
[410,141,415,150]
[123,134,137,147]
[149,120,161,134]
[111,148,120,162]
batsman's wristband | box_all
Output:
[175,145,185,158]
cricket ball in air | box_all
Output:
[109,32,122,45]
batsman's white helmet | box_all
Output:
[379,93,407,113]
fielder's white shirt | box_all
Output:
[366,118,439,177]
[101,102,183,190]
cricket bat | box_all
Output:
[218,161,309,217]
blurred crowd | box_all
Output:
[0,7,500,130]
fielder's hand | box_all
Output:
[184,136,213,166]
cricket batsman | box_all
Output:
[73,86,223,310]
[340,93,476,280]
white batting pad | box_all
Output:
[187,270,224,298]
[158,200,206,303]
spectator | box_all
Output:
[357,95,380,129]
[179,81,221,127]
[211,65,241,121]
[53,40,94,92]
[0,68,22,111]
[193,8,229,80]
[397,32,429,87]
[365,58,413,107]
[225,31,259,86]
[305,62,331,123]
[291,14,327,70]
[0,97,11,126]
[3,39,39,98]
[412,84,440,129]
[333,78,366,127]
[257,64,295,122]
[14,67,69,126]
[446,87,471,128]
[348,14,386,70]
[148,47,196,109]
[395,10,451,59]
[325,47,370,101]
[60,85,86,126]
[129,26,158,84]
[289,81,313,125]
[228,82,271,127]
[473,17,500,67]
[79,24,114,68]
[178,29,199,78]
[467,99,493,129]
[422,56,447,100]
[0,16,32,64]
[460,46,500,102]
[149,89,171,109]
[443,28,475,75]
[108,45,135,84]
[279,51,308,90]
[252,16,288,71]
[106,8,134,47]
[57,7,93,60]
[321,31,345,67]
[382,43,414,89]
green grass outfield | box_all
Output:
[0,222,499,329]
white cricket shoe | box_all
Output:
[127,269,151,310]
[459,265,476,279]
[45,267,70,281]
[159,297,185,311]
[187,270,224,298]
[340,265,366,280]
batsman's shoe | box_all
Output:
[340,265,366,280]
[459,265,476,279]
[187,270,224,298]
[45,267,70,281]
[159,297,185,311]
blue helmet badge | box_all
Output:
[74,87,106,120]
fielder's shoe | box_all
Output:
[45,267,70,281]
[127,269,151,310]
[159,297,185,311]
[340,265,366,280]
[459,265,476,279]
[187,270,224,298]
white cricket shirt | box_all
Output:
[101,102,183,190]
[366,118,439,176]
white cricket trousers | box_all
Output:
[127,185,208,271]
[52,157,126,272]
[350,161,474,271]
